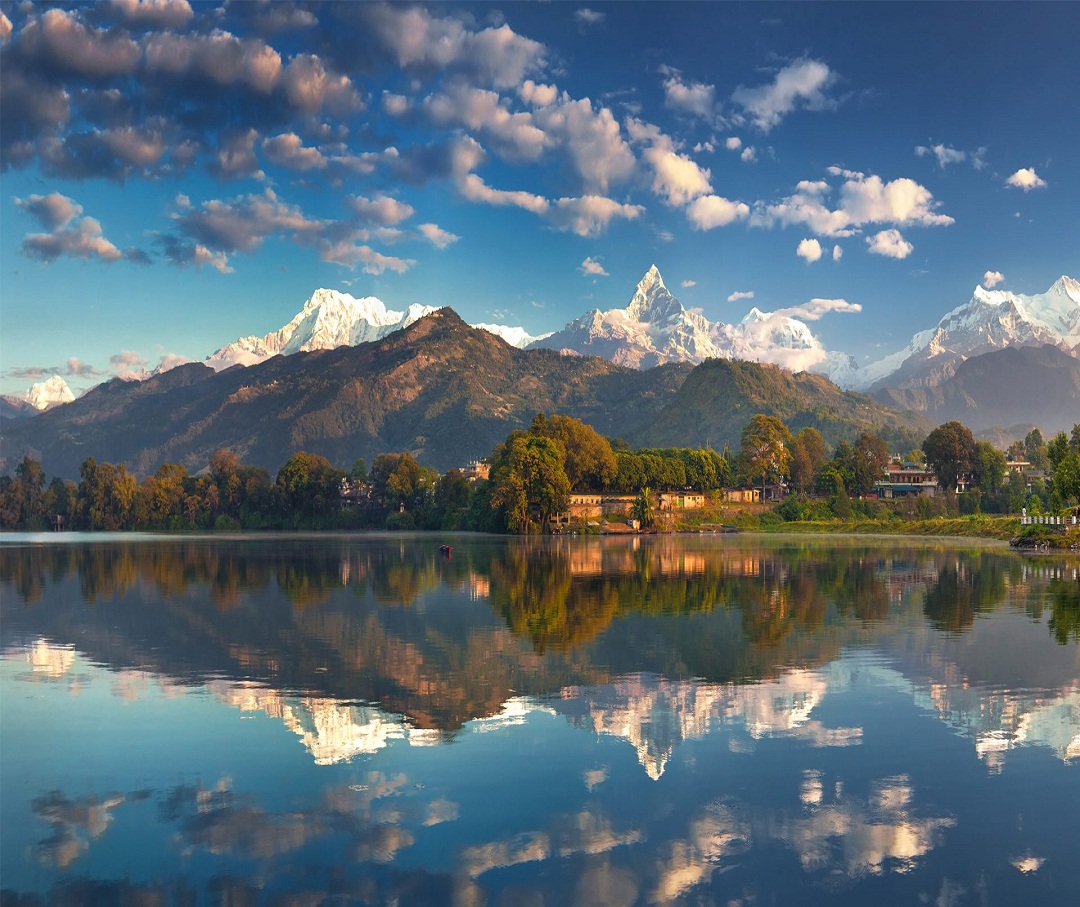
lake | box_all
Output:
[1,533,1077,906]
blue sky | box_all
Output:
[1,1,1076,398]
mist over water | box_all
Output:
[2,533,1077,905]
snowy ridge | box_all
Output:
[205,289,549,369]
[529,265,853,379]
[25,375,75,411]
[854,276,1080,390]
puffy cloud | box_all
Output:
[580,256,609,277]
[346,195,415,226]
[550,195,644,237]
[797,237,823,263]
[174,188,323,253]
[754,171,953,237]
[661,67,717,119]
[1,11,11,45]
[459,173,550,214]
[775,298,862,320]
[209,128,263,181]
[144,29,282,92]
[866,228,913,259]
[157,234,233,273]
[681,280,696,288]
[575,9,606,25]
[417,223,459,249]
[381,92,410,116]
[914,143,966,167]
[727,290,754,302]
[832,244,843,261]
[262,133,327,171]
[101,125,167,166]
[0,69,71,164]
[839,174,953,227]
[740,146,756,163]
[686,194,750,230]
[18,8,141,78]
[282,54,362,115]
[1005,167,1047,191]
[519,80,558,108]
[109,350,148,378]
[725,136,742,151]
[316,240,414,274]
[366,5,546,89]
[731,58,837,132]
[421,83,549,160]
[533,94,635,192]
[627,118,711,206]
[983,270,1005,288]
[15,192,82,230]
[22,215,123,264]
[109,0,194,29]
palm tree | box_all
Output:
[632,487,655,529]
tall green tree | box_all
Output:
[790,427,827,495]
[971,441,1006,496]
[923,421,975,493]
[276,451,343,526]
[491,434,570,532]
[1047,432,1070,471]
[852,432,889,496]
[528,413,617,491]
[736,415,792,496]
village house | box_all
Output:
[874,462,939,499]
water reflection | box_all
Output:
[2,534,1078,905]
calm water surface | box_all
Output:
[1,533,1077,906]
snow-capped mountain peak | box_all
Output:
[25,375,75,411]
[854,276,1080,391]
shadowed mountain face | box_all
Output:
[0,310,690,478]
[876,344,1080,433]
[1,309,931,480]
[634,358,932,451]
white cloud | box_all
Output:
[262,133,327,171]
[866,228,913,259]
[681,280,697,288]
[417,223,459,249]
[346,194,415,226]
[740,146,756,163]
[661,67,717,119]
[686,195,750,230]
[459,173,549,214]
[727,290,754,302]
[1005,167,1047,191]
[753,171,953,237]
[519,80,558,108]
[915,143,966,167]
[775,297,862,320]
[797,238,823,263]
[110,0,194,29]
[832,244,842,261]
[580,256,609,277]
[725,136,742,151]
[626,118,712,206]
[421,83,549,161]
[17,193,126,264]
[731,58,837,132]
[550,195,643,237]
[983,269,1005,287]
[381,92,410,116]
[366,5,546,89]
[574,8,605,26]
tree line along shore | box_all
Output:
[2,414,1079,541]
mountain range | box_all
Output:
[0,308,929,479]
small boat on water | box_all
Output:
[439,544,453,558]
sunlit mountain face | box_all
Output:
[2,534,1078,904]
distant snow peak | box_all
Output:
[26,375,75,411]
[530,265,852,379]
[205,288,440,370]
[855,275,1080,391]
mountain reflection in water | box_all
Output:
[1,534,1078,906]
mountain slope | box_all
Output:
[861,276,1080,392]
[635,358,932,451]
[878,344,1080,433]
[1,310,691,478]
[205,288,548,370]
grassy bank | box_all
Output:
[743,514,1021,541]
